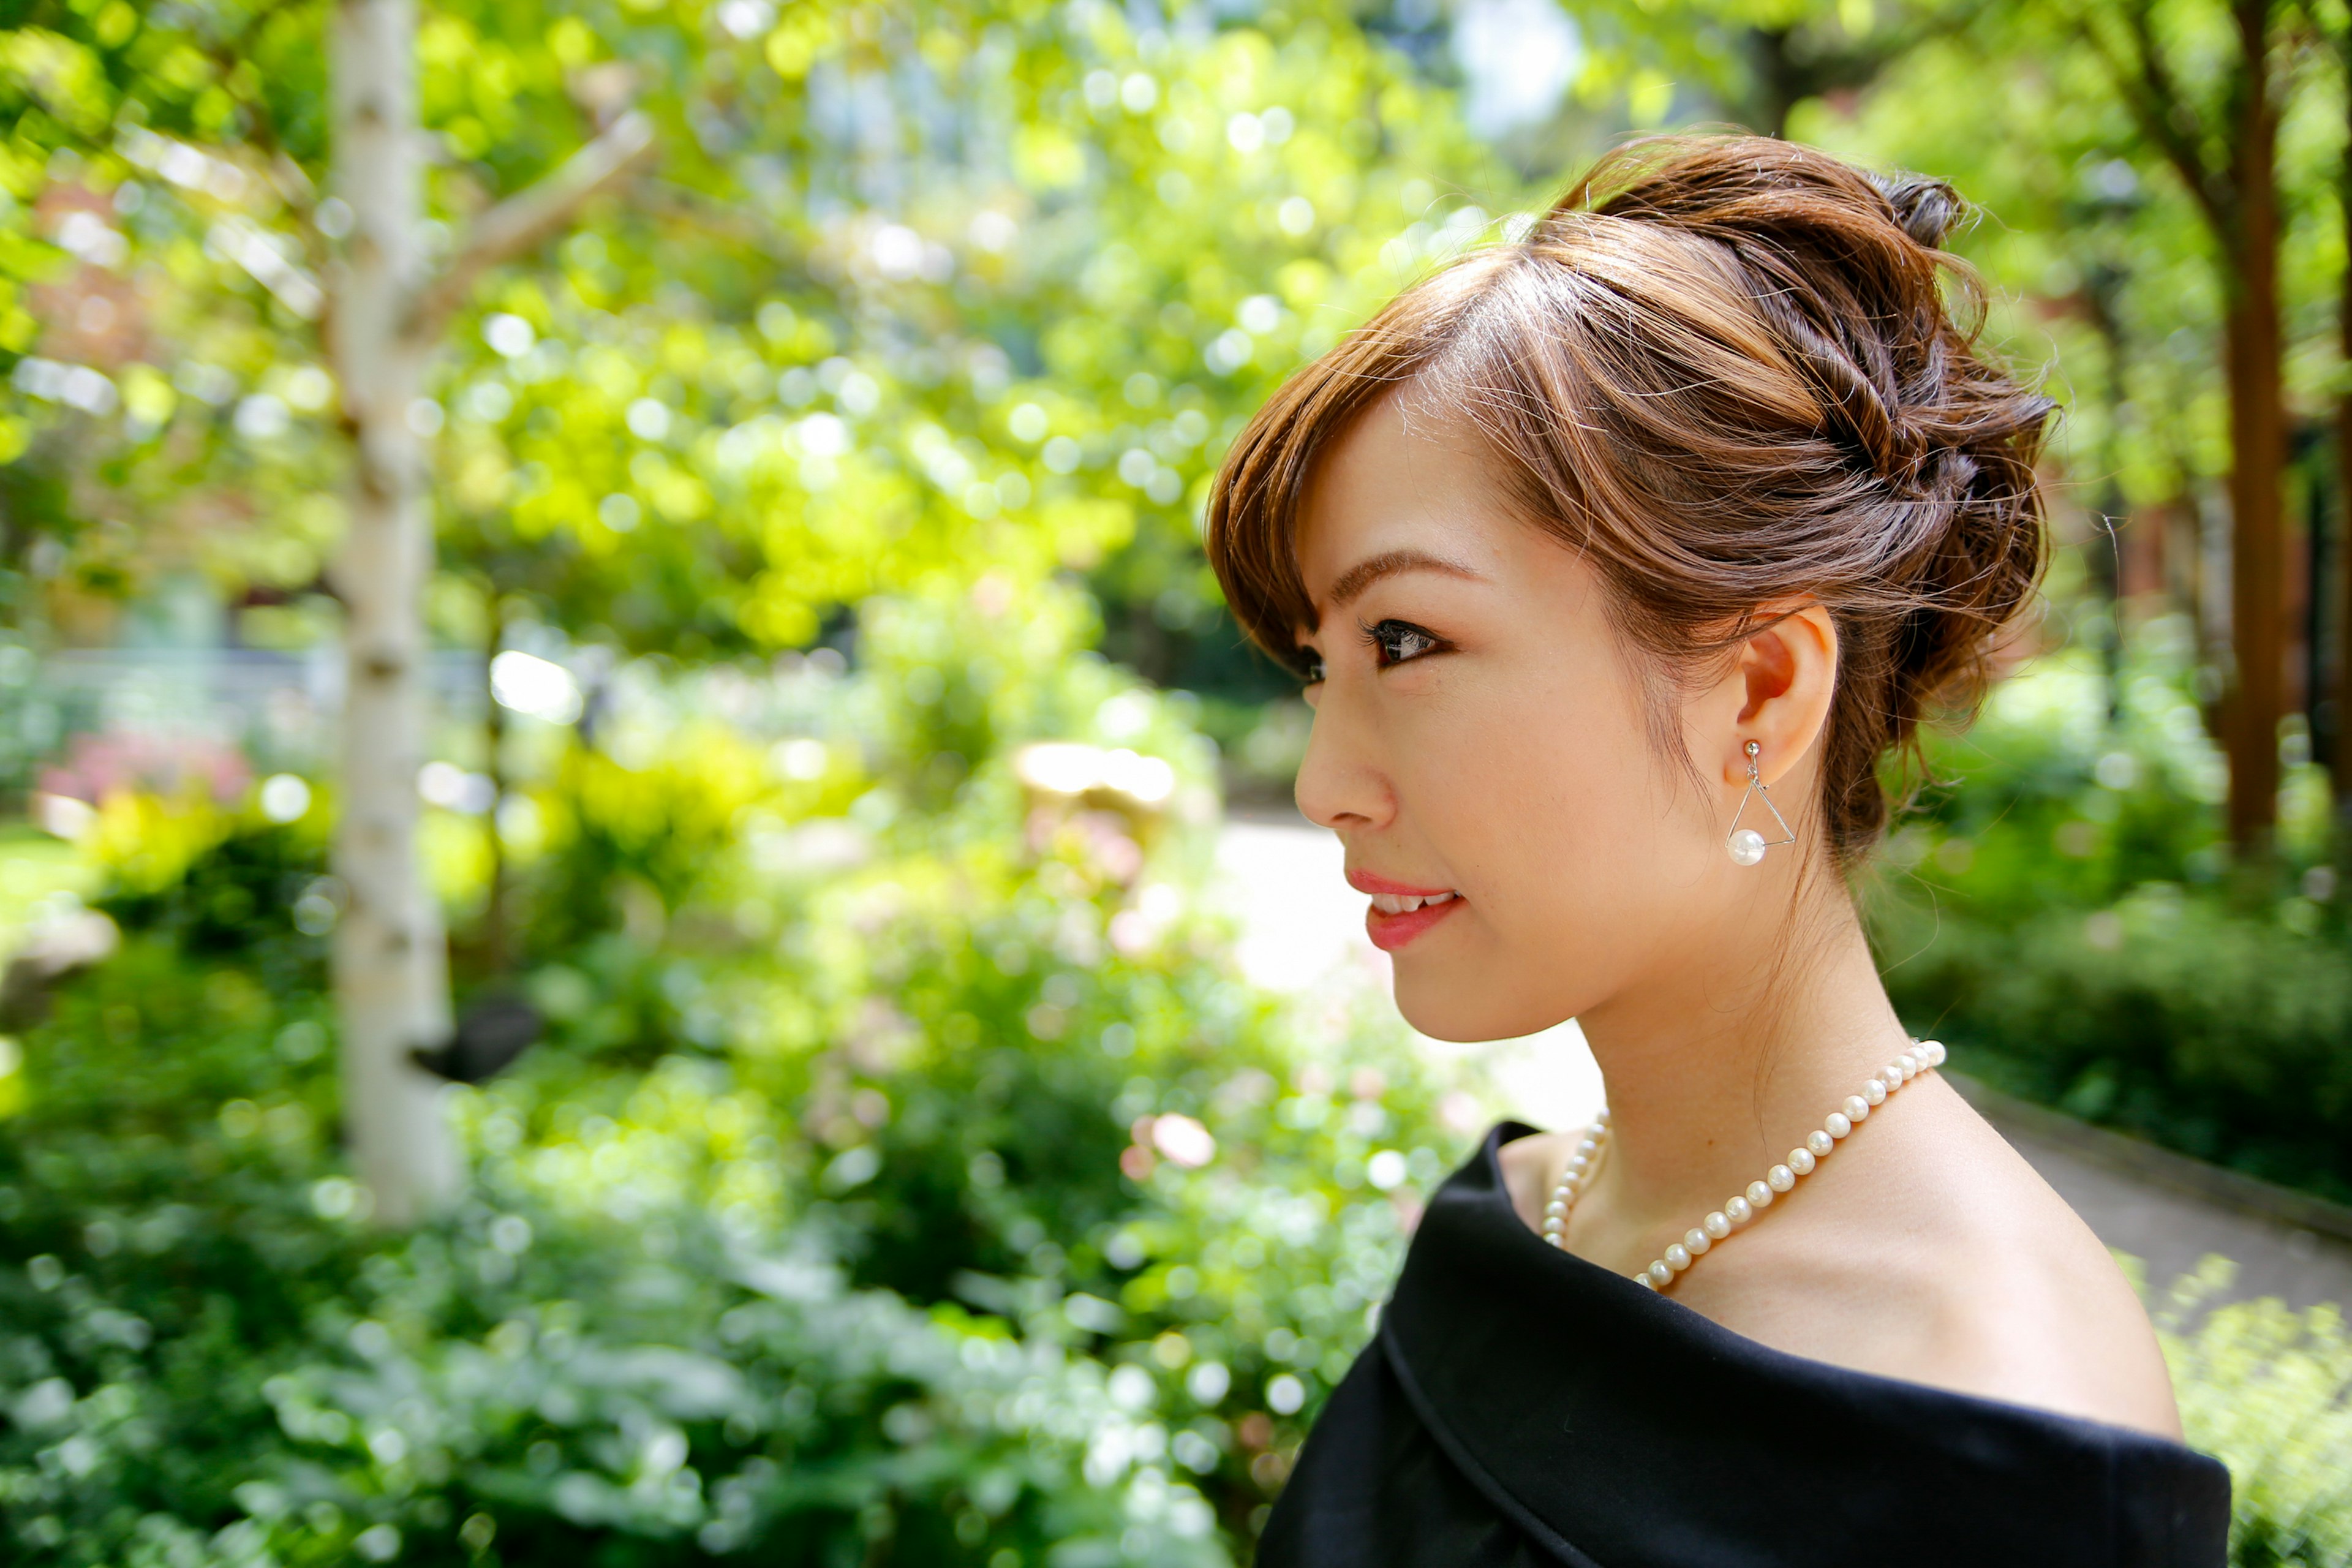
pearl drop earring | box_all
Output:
[1725,739,1795,865]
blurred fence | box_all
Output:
[4,649,491,783]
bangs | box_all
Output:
[1202,251,1511,675]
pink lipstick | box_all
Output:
[1348,869,1466,952]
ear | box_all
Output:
[1721,602,1839,788]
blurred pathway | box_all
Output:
[1212,807,2352,1315]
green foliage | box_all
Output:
[2158,1260,2352,1567]
[0,938,353,1564]
[1868,617,2352,1199]
[0,585,1473,1564]
[6,2,2352,1566]
[0,0,1505,699]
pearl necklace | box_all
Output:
[1541,1039,1947,1290]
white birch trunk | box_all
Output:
[325,0,456,1224]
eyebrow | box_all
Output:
[1319,548,1486,610]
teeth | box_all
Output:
[1370,891,1458,914]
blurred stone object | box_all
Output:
[29,792,97,842]
[410,993,543,1084]
[1014,742,1178,877]
[0,909,121,1029]
[1014,742,1177,813]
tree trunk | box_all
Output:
[2334,81,2352,802]
[2223,0,2285,852]
[326,0,456,1225]
[482,587,511,978]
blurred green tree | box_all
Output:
[0,0,1506,1220]
[1792,0,2351,856]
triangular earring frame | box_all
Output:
[1727,775,1795,850]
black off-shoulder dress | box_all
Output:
[1257,1123,2233,1567]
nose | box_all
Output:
[1293,682,1394,833]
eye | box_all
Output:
[1360,618,1447,668]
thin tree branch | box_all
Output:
[2073,0,2233,235]
[200,0,312,190]
[198,0,327,291]
[632,178,803,265]
[404,111,657,345]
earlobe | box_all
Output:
[1733,603,1839,788]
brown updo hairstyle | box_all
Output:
[1204,134,2057,864]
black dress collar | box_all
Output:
[1366,1122,2231,1567]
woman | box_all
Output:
[1203,135,2230,1566]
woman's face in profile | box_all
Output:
[1291,390,1735,1043]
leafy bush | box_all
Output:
[2156,1259,2352,1567]
[0,1012,1234,1568]
[21,585,2350,1567]
[1866,616,2352,1199]
[0,579,1477,1564]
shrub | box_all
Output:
[0,579,1477,1563]
[1866,617,2352,1199]
[2157,1259,2352,1567]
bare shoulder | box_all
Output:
[1679,1076,2184,1440]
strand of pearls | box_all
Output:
[1540,1040,1946,1291]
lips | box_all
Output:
[1348,869,1465,952]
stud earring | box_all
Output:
[1726,740,1795,866]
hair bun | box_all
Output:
[1576,136,2042,521]
[1870,170,1964,251]
[1569,135,2056,846]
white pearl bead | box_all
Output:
[1543,1218,1563,1237]
[1919,1040,1946,1067]
[1594,1107,1611,1124]
[1545,1199,1566,1218]
[1596,1059,1924,1290]
[1728,827,1768,865]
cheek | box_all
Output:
[1392,663,1667,899]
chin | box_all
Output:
[1390,962,1570,1044]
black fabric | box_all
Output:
[1259,1123,2232,1567]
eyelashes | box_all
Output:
[1357,618,1447,668]
[1297,619,1451,684]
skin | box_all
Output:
[1291,387,2184,1441]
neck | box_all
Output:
[1575,858,1910,1232]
